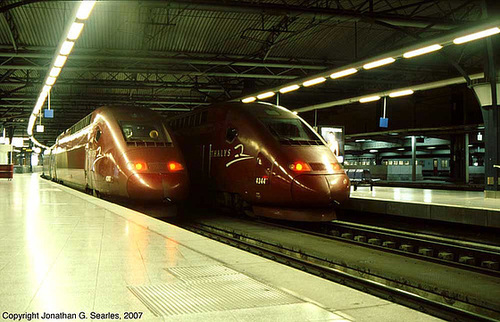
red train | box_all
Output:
[166,102,350,221]
[43,106,189,203]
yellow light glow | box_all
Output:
[330,68,357,79]
[279,84,300,93]
[76,1,96,20]
[389,89,414,98]
[242,97,256,103]
[303,77,326,87]
[359,96,381,103]
[54,55,67,68]
[49,67,61,77]
[257,92,275,99]
[363,57,395,70]
[453,27,500,44]
[59,41,75,55]
[403,44,442,58]
[292,111,298,115]
[46,77,56,86]
[67,22,84,40]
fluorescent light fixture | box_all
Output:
[54,55,67,68]
[67,22,84,40]
[397,148,405,151]
[403,44,443,58]
[363,57,395,70]
[36,125,44,133]
[453,27,500,45]
[427,146,436,149]
[389,89,414,98]
[49,67,61,77]
[46,76,56,86]
[60,41,75,55]
[292,111,298,115]
[330,68,357,79]
[42,85,52,93]
[279,84,300,93]
[303,77,326,87]
[257,92,275,99]
[355,139,366,142]
[39,91,48,101]
[369,149,378,153]
[242,97,256,103]
[359,96,381,103]
[76,1,96,20]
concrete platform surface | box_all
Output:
[343,186,500,228]
[0,174,442,321]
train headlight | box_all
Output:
[289,161,311,172]
[167,161,184,172]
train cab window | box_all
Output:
[260,118,323,145]
[119,122,170,142]
[95,128,102,142]
[226,127,238,143]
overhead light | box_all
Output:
[292,111,298,115]
[257,92,275,99]
[38,91,48,101]
[42,85,52,93]
[46,76,56,86]
[403,44,443,58]
[359,96,381,103]
[363,57,395,70]
[49,67,61,77]
[67,22,84,40]
[427,146,436,149]
[389,89,414,98]
[397,148,405,151]
[54,55,67,68]
[453,27,500,45]
[330,68,357,79]
[279,84,300,93]
[36,125,44,133]
[76,1,96,20]
[59,41,75,55]
[369,149,378,153]
[303,77,326,87]
[242,97,256,103]
[355,139,366,142]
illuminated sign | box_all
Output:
[319,126,345,164]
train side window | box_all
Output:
[226,127,238,143]
[96,128,102,142]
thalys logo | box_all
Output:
[211,144,253,167]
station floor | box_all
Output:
[346,186,500,228]
[0,174,442,322]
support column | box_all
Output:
[411,136,416,181]
[465,133,470,184]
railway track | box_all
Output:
[171,215,500,321]
[281,220,500,276]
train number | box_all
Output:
[255,177,269,185]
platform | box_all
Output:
[0,174,441,321]
[343,186,500,228]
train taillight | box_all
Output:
[289,161,311,172]
[167,161,184,172]
[127,162,147,171]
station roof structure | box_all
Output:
[0,0,496,144]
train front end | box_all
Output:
[240,103,350,221]
[106,108,189,203]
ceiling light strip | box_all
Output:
[27,0,96,141]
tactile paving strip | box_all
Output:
[128,265,301,317]
[166,265,240,279]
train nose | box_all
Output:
[291,174,350,206]
[127,173,189,202]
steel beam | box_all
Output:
[144,0,461,30]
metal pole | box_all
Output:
[411,136,416,181]
[465,133,470,184]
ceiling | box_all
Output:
[0,0,495,144]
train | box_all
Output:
[42,106,189,203]
[166,101,350,222]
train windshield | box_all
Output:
[119,122,171,142]
[260,118,323,145]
